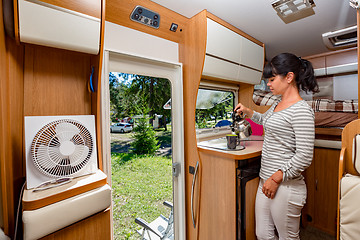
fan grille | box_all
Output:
[31,119,94,177]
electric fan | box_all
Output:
[25,115,98,189]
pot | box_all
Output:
[231,112,252,140]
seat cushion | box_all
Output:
[23,184,111,240]
[340,174,360,240]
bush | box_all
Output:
[131,116,159,154]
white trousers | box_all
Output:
[255,178,307,240]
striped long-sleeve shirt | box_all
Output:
[251,99,315,182]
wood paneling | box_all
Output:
[245,177,259,240]
[313,148,339,235]
[303,147,340,236]
[238,82,270,114]
[0,2,12,233]
[179,10,206,240]
[1,2,25,236]
[198,151,237,240]
[24,45,92,116]
[105,0,188,43]
[91,0,106,171]
[22,171,107,211]
[41,208,111,240]
[37,0,101,18]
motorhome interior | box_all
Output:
[0,0,359,239]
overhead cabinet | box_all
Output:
[203,18,264,84]
[18,0,101,54]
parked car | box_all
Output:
[110,123,133,133]
[214,119,232,128]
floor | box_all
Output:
[300,226,336,240]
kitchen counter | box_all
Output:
[197,135,263,160]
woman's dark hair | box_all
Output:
[263,53,319,93]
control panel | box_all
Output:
[130,6,160,29]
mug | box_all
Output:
[226,134,237,149]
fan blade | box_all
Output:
[69,145,89,166]
[47,145,64,165]
[36,145,58,170]
[55,122,80,142]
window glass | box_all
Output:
[195,88,234,130]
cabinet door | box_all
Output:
[240,38,264,71]
[206,18,242,64]
[197,151,237,240]
[313,147,339,235]
[203,55,240,81]
[18,0,101,54]
[304,147,339,236]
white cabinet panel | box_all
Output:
[238,66,262,85]
[203,55,239,82]
[18,0,100,54]
[240,38,264,71]
[206,18,242,64]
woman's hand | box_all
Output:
[234,103,254,118]
[262,170,283,199]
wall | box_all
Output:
[1,2,101,238]
[0,1,25,236]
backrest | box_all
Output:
[341,119,360,175]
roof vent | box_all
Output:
[322,25,357,50]
[271,0,316,24]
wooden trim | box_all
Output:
[337,147,346,240]
[37,0,101,18]
[341,119,360,175]
[93,0,106,172]
[22,171,107,211]
[105,0,188,43]
[206,11,264,47]
[179,9,207,240]
[13,0,20,44]
[315,128,343,137]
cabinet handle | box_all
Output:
[191,161,200,228]
[315,179,318,191]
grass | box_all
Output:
[111,152,173,240]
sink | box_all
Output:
[197,137,245,151]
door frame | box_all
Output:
[101,50,186,240]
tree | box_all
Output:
[130,115,159,155]
[108,72,172,130]
[121,74,171,130]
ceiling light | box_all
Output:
[271,0,316,24]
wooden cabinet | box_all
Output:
[202,17,264,84]
[196,138,263,240]
[197,150,237,240]
[302,147,340,236]
[304,48,357,77]
[17,0,101,54]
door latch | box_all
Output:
[172,162,181,177]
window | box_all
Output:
[195,80,238,139]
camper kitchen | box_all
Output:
[0,0,359,239]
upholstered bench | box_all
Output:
[22,170,111,240]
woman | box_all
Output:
[235,53,319,239]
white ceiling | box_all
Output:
[151,0,357,60]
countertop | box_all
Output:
[197,135,263,160]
